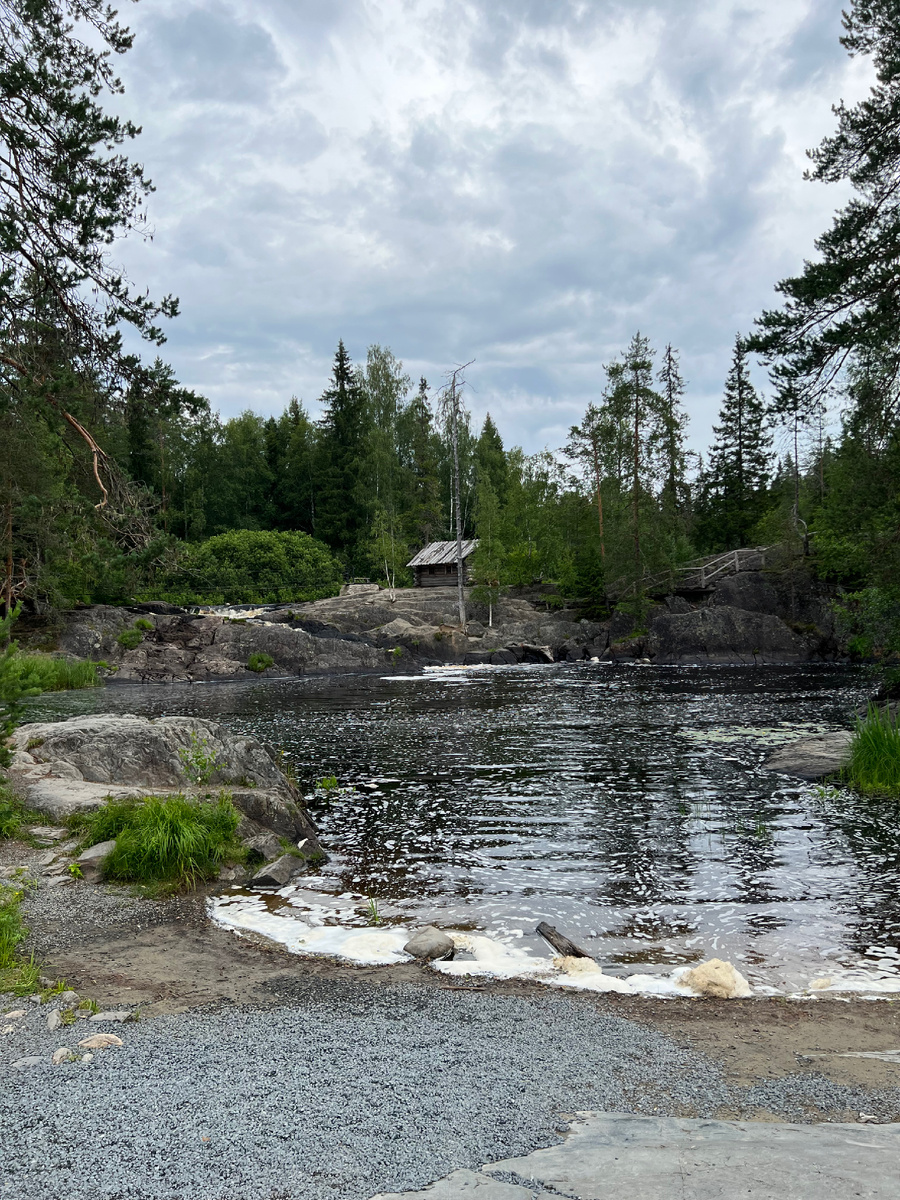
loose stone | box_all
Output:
[51,1047,72,1065]
[46,1009,63,1032]
[11,1056,42,1068]
[2,1025,14,1034]
[77,1033,123,1050]
[56,991,80,1009]
[89,1011,130,1023]
[80,1053,94,1063]
[251,853,305,888]
[403,926,455,962]
[75,839,117,880]
[3,1010,25,1020]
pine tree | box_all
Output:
[749,1,900,416]
[698,337,772,549]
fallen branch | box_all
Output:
[536,921,595,960]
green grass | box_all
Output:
[0,783,26,839]
[0,881,42,994]
[842,704,900,797]
[70,793,242,888]
[116,628,142,650]
[247,652,274,673]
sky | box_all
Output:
[109,0,874,457]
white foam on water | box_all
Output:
[209,892,712,997]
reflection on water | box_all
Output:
[29,663,900,992]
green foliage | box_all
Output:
[0,880,39,993]
[177,732,223,786]
[832,588,900,661]
[315,775,339,792]
[0,608,99,766]
[116,628,143,650]
[74,793,241,888]
[0,783,25,839]
[163,529,342,605]
[843,705,900,798]
[471,476,506,625]
[134,618,154,631]
[749,1,900,414]
[247,652,274,673]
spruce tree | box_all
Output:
[314,341,369,569]
[474,414,509,507]
[657,344,689,513]
[698,337,772,549]
[399,378,443,548]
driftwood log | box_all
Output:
[536,922,595,961]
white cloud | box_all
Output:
[110,0,872,453]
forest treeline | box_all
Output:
[1,1,899,654]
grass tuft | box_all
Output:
[842,704,900,798]
[0,882,41,994]
[0,783,26,839]
[72,793,242,888]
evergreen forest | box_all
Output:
[1,0,899,657]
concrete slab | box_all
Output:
[371,1113,900,1199]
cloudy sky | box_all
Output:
[111,0,872,456]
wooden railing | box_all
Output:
[611,546,777,601]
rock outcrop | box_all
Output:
[762,731,853,780]
[646,606,808,665]
[53,563,846,681]
[9,714,322,855]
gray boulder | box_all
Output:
[403,926,455,962]
[242,831,284,861]
[763,731,853,780]
[251,853,305,888]
[10,715,323,856]
[75,839,116,880]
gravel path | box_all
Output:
[3,977,899,1200]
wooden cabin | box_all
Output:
[407,539,479,588]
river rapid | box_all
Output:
[29,662,900,995]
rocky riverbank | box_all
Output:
[50,564,843,683]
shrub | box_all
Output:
[116,628,142,650]
[134,618,154,632]
[842,704,900,798]
[247,652,274,673]
[75,793,242,888]
[154,529,343,605]
[177,732,222,786]
[2,651,99,692]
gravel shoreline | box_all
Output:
[3,977,900,1200]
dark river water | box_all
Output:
[28,662,900,992]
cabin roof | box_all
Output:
[407,539,479,568]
